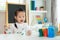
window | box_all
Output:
[0,0,25,11]
[56,0,60,23]
[7,0,19,3]
[0,0,6,11]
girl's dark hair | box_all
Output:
[15,8,25,16]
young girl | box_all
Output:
[4,8,31,36]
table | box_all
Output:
[0,34,60,40]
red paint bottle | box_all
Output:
[42,28,48,37]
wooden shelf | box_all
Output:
[29,10,47,15]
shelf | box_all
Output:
[29,10,47,15]
[30,10,47,13]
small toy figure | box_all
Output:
[40,6,44,11]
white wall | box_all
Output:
[56,0,60,31]
[0,12,5,33]
[56,0,60,23]
[0,0,6,11]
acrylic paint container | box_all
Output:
[42,28,48,37]
[39,29,43,37]
[31,0,35,10]
[48,25,55,38]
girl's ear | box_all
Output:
[14,16,17,23]
[14,16,16,20]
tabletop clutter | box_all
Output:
[38,25,58,38]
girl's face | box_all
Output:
[15,11,25,23]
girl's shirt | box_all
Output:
[5,23,30,35]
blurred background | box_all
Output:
[0,0,60,34]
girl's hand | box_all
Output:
[26,30,31,36]
[4,24,11,34]
[4,24,10,30]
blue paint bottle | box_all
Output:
[48,25,55,38]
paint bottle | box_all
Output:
[42,28,48,37]
[31,0,35,10]
[39,29,43,37]
[48,25,55,38]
